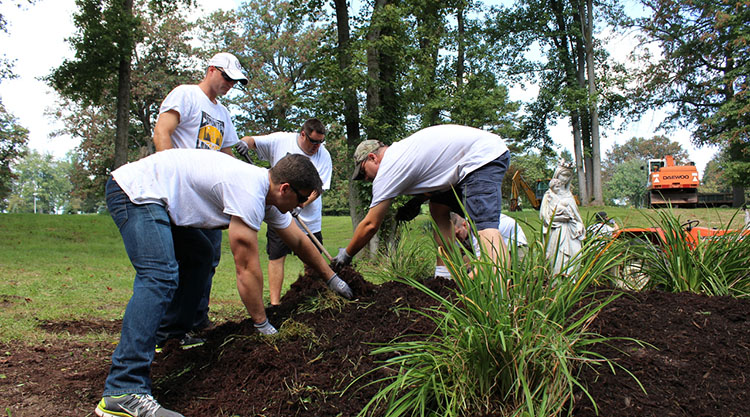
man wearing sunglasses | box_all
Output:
[149,52,249,353]
[235,118,332,307]
[95,151,352,417]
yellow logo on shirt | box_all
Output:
[196,111,225,150]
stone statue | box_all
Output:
[540,161,585,274]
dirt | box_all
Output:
[2,266,749,416]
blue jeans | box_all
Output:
[103,177,211,396]
[155,226,216,344]
[193,228,221,329]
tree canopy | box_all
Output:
[632,0,750,189]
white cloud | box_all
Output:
[0,0,238,160]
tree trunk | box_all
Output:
[456,5,465,91]
[333,0,364,231]
[582,0,603,204]
[113,0,134,169]
[571,111,588,203]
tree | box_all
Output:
[197,0,327,134]
[604,158,646,207]
[700,155,728,194]
[48,0,194,170]
[49,3,200,209]
[632,0,750,206]
[0,101,28,209]
[7,149,72,213]
[486,0,630,206]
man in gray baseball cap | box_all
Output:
[335,125,511,278]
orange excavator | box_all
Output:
[646,156,699,208]
[509,171,545,211]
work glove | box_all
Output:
[235,140,250,161]
[291,207,301,217]
[253,318,278,335]
[332,247,352,267]
[327,273,353,299]
[395,195,426,222]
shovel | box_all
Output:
[292,211,333,262]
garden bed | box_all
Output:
[2,266,749,416]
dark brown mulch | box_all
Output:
[1,266,748,416]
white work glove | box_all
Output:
[291,207,301,217]
[253,318,278,335]
[332,247,352,267]
[327,273,353,299]
[235,140,250,161]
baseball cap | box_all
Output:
[351,139,384,180]
[595,211,612,223]
[207,52,248,85]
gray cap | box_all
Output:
[351,140,384,180]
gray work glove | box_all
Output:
[332,247,352,267]
[235,140,250,161]
[291,207,301,217]
[253,318,278,335]
[327,273,353,299]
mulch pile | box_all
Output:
[1,266,749,416]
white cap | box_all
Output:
[207,52,248,85]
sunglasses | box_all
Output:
[216,67,236,84]
[304,131,325,145]
[288,183,308,204]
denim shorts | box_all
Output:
[430,151,510,230]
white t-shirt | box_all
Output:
[253,132,332,233]
[499,214,528,246]
[159,85,239,151]
[587,222,616,237]
[371,125,509,207]
[111,149,291,231]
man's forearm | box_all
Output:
[236,269,266,323]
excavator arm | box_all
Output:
[510,171,541,211]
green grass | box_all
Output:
[1,206,745,343]
[0,213,359,343]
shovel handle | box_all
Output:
[293,213,333,262]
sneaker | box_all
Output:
[95,393,183,417]
[179,333,204,350]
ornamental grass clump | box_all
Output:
[633,209,750,297]
[355,218,633,417]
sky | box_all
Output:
[0,0,719,176]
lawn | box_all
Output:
[1,206,745,343]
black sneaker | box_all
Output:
[95,393,183,417]
[179,333,204,350]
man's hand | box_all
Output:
[253,318,278,335]
[332,247,352,267]
[327,273,353,299]
[395,195,427,222]
[235,140,251,161]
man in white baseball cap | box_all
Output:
[150,51,249,354]
[207,52,249,85]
